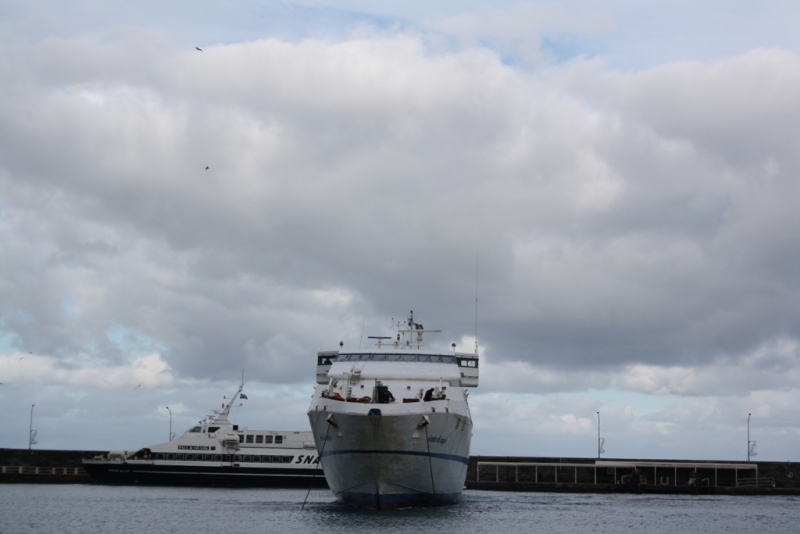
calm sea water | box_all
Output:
[1,485,798,534]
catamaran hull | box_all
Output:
[81,461,329,488]
[309,405,472,508]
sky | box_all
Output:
[1,0,800,462]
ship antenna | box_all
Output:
[475,253,479,355]
[359,303,367,349]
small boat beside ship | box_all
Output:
[83,385,326,487]
[308,311,479,508]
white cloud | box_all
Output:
[0,351,189,389]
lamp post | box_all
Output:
[28,404,35,451]
[747,413,751,462]
[597,411,601,459]
[166,406,173,442]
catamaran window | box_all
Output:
[275,435,283,444]
[318,356,334,365]
[176,454,184,461]
[189,426,201,433]
[458,358,478,368]
[282,456,292,463]
[166,454,174,460]
[246,435,254,443]
[256,435,263,444]
[402,354,418,361]
[214,455,222,461]
[265,435,273,444]
[234,455,242,462]
[238,435,244,443]
[157,453,165,460]
[208,426,220,433]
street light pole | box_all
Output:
[747,413,751,462]
[597,411,601,459]
[166,406,173,442]
[28,404,35,451]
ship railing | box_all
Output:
[1,466,88,475]
[476,460,759,488]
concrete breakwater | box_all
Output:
[3,448,800,494]
[0,448,103,484]
[465,456,800,495]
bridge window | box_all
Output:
[256,435,263,444]
[275,435,283,444]
[265,435,273,444]
[246,435,254,443]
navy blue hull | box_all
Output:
[82,462,329,488]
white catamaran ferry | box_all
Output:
[308,311,479,508]
[83,385,326,487]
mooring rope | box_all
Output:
[424,425,437,496]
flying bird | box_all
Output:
[195,47,202,51]
[133,382,144,391]
[205,166,209,170]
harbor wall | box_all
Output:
[1,448,104,468]
[3,448,800,494]
[465,455,800,495]
[0,448,102,484]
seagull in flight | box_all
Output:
[195,47,203,51]
[19,351,32,361]
[133,382,144,391]
[205,166,209,170]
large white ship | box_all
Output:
[83,385,326,487]
[308,311,479,508]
